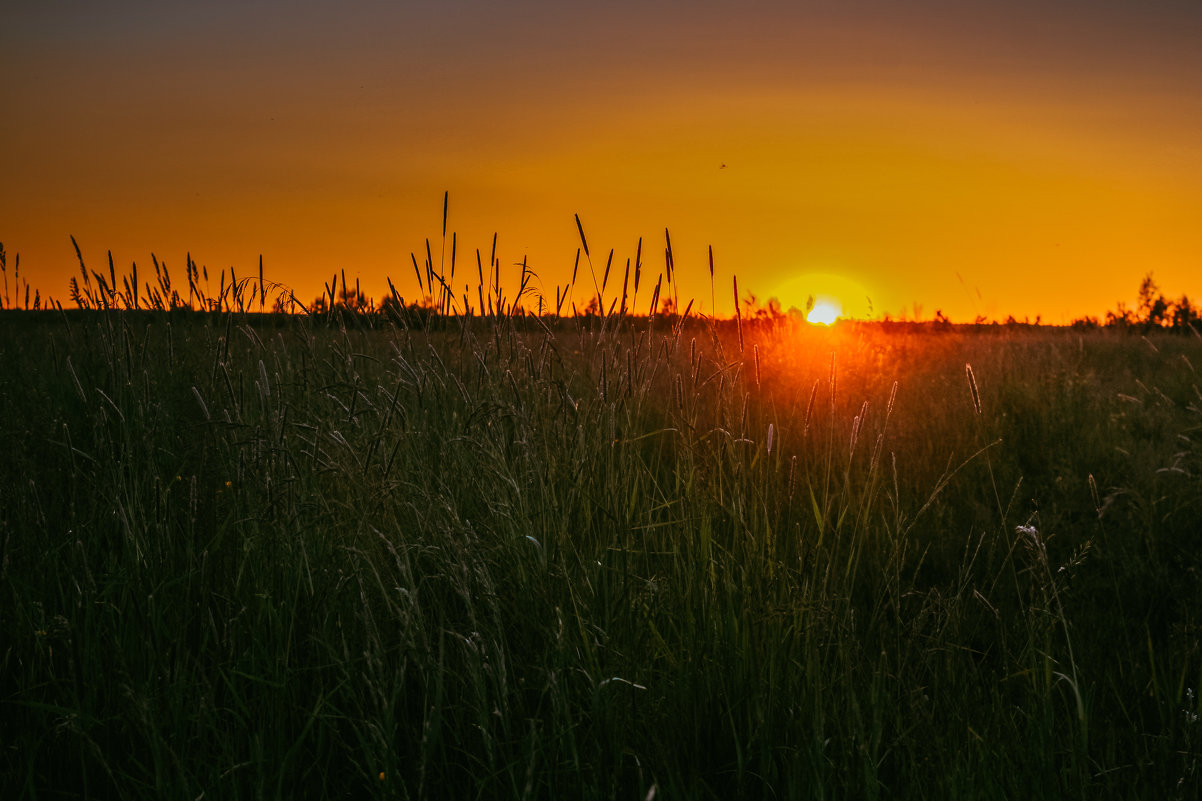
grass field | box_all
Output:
[2,301,1201,798]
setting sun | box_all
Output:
[773,272,875,320]
[807,299,841,325]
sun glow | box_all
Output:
[772,271,875,321]
[807,299,841,325]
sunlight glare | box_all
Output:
[807,299,841,325]
[772,271,875,321]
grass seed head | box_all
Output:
[966,363,982,415]
[804,379,819,436]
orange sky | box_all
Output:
[3,1,1201,321]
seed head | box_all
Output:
[966,363,982,416]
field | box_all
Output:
[2,305,1201,799]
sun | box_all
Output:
[771,271,875,321]
[807,298,841,325]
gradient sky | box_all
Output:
[4,0,1201,321]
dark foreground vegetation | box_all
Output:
[2,298,1200,800]
[2,227,1202,798]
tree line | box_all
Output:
[1071,273,1199,333]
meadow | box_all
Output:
[2,291,1201,798]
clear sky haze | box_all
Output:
[3,0,1201,321]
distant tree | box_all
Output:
[1101,273,1191,331]
[1070,315,1101,330]
[1170,295,1199,333]
[1105,302,1135,329]
[336,287,372,314]
[1136,273,1170,329]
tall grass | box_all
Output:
[2,262,1201,798]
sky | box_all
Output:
[3,0,1201,321]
